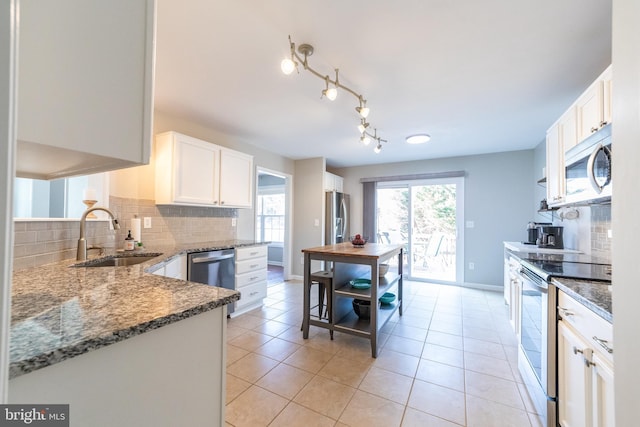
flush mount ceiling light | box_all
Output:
[281,35,388,153]
[406,134,431,144]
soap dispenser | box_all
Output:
[124,230,135,251]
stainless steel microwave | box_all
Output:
[564,124,612,205]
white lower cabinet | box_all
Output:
[151,255,187,280]
[233,245,268,316]
[557,290,614,427]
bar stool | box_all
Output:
[301,270,333,330]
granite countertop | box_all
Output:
[506,247,612,323]
[9,240,265,379]
[552,277,613,323]
[503,241,582,254]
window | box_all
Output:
[13,173,108,219]
[256,193,285,243]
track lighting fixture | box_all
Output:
[357,119,370,134]
[355,97,370,118]
[281,35,388,153]
[322,76,338,101]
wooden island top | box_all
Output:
[302,242,403,261]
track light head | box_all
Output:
[281,58,296,75]
[360,134,371,146]
[356,106,370,118]
[357,119,370,134]
[374,142,382,154]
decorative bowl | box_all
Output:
[350,235,368,247]
[378,263,389,277]
[350,278,372,289]
[352,299,371,319]
[379,292,396,305]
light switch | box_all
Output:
[143,217,152,228]
[231,218,237,227]
[466,221,475,228]
[314,219,320,227]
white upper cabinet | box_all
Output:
[546,123,565,206]
[16,0,156,180]
[575,65,612,144]
[155,132,253,208]
[324,172,344,192]
[219,149,253,208]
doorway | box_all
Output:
[256,168,292,284]
[376,177,464,284]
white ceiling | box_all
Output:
[154,0,611,168]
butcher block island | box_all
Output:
[301,242,403,357]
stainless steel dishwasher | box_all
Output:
[187,249,236,314]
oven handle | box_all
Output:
[191,253,235,264]
[519,267,548,290]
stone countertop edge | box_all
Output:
[551,277,612,324]
[9,240,266,379]
[506,249,612,324]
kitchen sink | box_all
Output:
[71,253,162,268]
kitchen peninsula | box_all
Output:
[302,242,403,357]
[7,241,263,427]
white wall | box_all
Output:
[292,158,325,276]
[334,149,535,286]
[612,0,640,423]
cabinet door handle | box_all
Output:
[221,201,225,205]
[591,126,599,133]
[558,306,574,317]
[249,291,259,296]
[250,264,258,269]
[573,347,595,367]
[600,120,608,127]
[592,336,613,354]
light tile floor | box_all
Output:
[225,279,543,427]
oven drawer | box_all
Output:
[236,245,268,261]
[558,290,613,364]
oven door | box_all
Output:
[519,267,556,396]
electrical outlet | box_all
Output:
[143,217,152,228]
[607,229,612,238]
[231,218,237,227]
[300,256,305,265]
[466,221,475,228]
[469,262,475,270]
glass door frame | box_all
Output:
[376,177,465,285]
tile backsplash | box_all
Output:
[590,204,611,261]
[109,196,237,246]
[12,196,238,271]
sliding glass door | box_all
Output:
[376,177,464,283]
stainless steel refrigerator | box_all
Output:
[325,191,350,244]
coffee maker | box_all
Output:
[537,225,564,249]
[526,222,551,245]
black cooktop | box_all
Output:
[521,258,612,282]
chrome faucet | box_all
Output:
[77,207,120,261]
